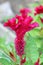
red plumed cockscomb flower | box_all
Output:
[34,5,43,15]
[4,8,39,56]
[34,5,43,24]
[20,8,31,18]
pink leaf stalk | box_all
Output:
[4,8,39,56]
[40,18,43,23]
[34,5,43,23]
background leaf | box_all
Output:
[25,33,39,63]
[0,50,16,65]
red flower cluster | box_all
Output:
[4,8,39,56]
[35,5,43,15]
[34,5,43,23]
[34,58,40,65]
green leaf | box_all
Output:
[40,63,43,65]
[0,37,20,65]
[25,34,39,63]
[38,43,43,54]
[39,29,43,38]
[0,37,16,55]
[0,37,5,45]
[34,15,43,27]
[40,54,43,64]
[29,28,40,37]
[0,37,10,54]
[39,14,43,18]
[0,50,15,65]
[35,37,43,48]
[24,58,34,65]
